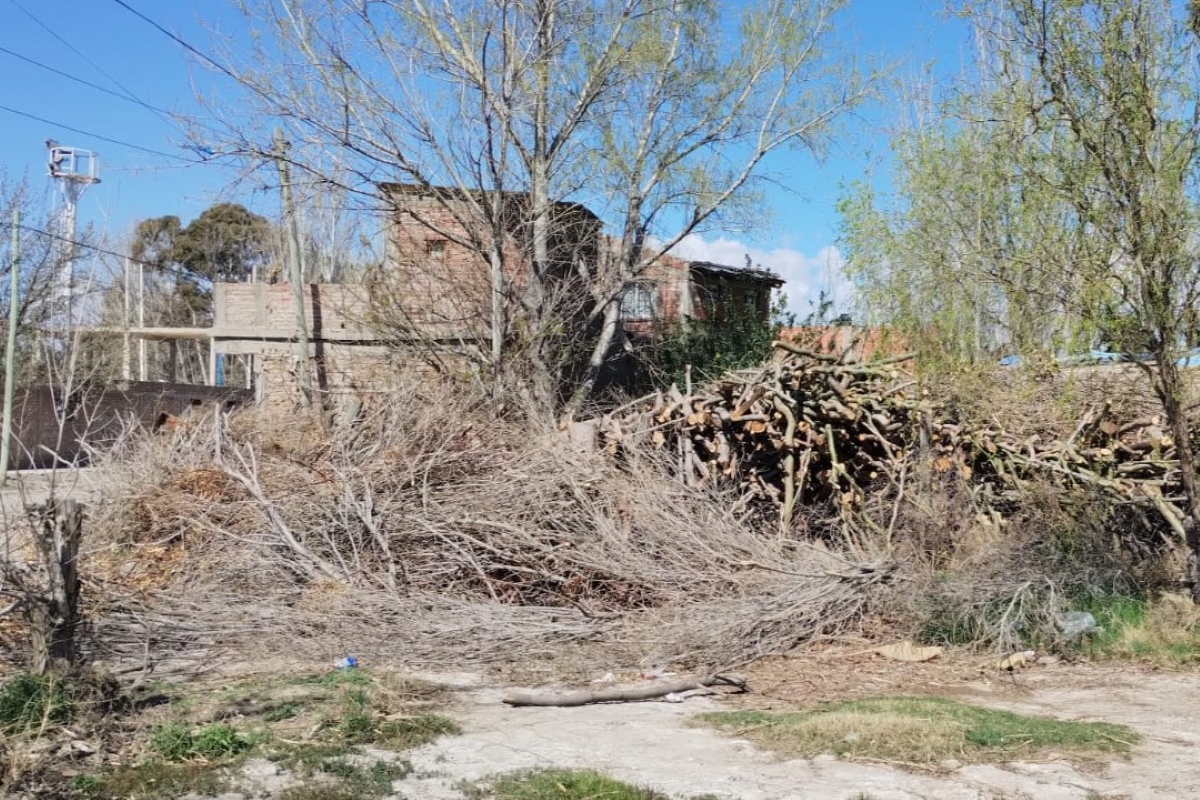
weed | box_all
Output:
[149,722,254,761]
[324,681,459,747]
[268,741,355,773]
[460,769,674,800]
[1072,591,1200,664]
[376,713,462,748]
[73,759,228,799]
[0,672,74,733]
[699,696,1137,766]
[336,688,376,743]
[277,785,362,800]
[268,741,410,800]
[263,701,303,722]
[70,775,103,796]
[318,669,371,688]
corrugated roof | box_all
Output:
[688,260,783,286]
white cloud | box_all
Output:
[669,234,854,319]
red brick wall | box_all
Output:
[384,197,516,338]
[381,190,601,340]
[779,326,909,362]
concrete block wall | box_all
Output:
[216,283,375,338]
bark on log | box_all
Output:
[502,674,748,707]
[28,499,84,674]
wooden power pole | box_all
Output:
[1,207,20,485]
[273,128,311,406]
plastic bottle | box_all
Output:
[1058,611,1101,638]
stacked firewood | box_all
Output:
[595,342,1191,540]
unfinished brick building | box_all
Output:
[380,183,781,340]
[208,185,784,405]
[379,183,602,341]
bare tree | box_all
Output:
[208,0,873,414]
[1,175,79,384]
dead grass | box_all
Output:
[699,696,1137,767]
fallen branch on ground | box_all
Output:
[502,674,748,707]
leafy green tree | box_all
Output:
[843,0,1200,599]
[173,203,273,285]
[130,203,272,324]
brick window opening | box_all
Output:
[620,284,655,321]
[426,239,446,264]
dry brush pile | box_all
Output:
[77,347,1197,676]
[83,377,891,674]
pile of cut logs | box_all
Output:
[594,342,1192,544]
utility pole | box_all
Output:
[137,260,146,381]
[122,257,131,381]
[273,128,311,406]
[2,207,21,485]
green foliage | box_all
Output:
[646,292,790,388]
[330,682,459,747]
[276,758,410,800]
[335,688,375,743]
[0,672,75,734]
[149,722,253,761]
[316,668,371,688]
[840,0,1200,377]
[268,741,411,800]
[129,202,273,324]
[262,701,302,722]
[173,203,273,283]
[1071,591,1200,664]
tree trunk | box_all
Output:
[1155,358,1200,602]
[567,294,622,415]
[27,499,84,674]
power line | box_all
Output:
[4,0,186,135]
[106,0,297,162]
[0,104,191,162]
[0,45,175,117]
[108,0,241,83]
[16,223,219,285]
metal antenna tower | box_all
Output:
[46,140,100,330]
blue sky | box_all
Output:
[0,0,966,315]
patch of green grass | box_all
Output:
[0,672,75,734]
[267,741,356,772]
[459,769,681,800]
[277,786,362,800]
[336,688,376,743]
[1072,592,1200,664]
[149,722,255,761]
[326,683,458,747]
[376,713,461,748]
[699,696,1137,766]
[267,740,410,800]
[72,759,228,799]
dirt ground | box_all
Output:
[377,647,1199,800]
